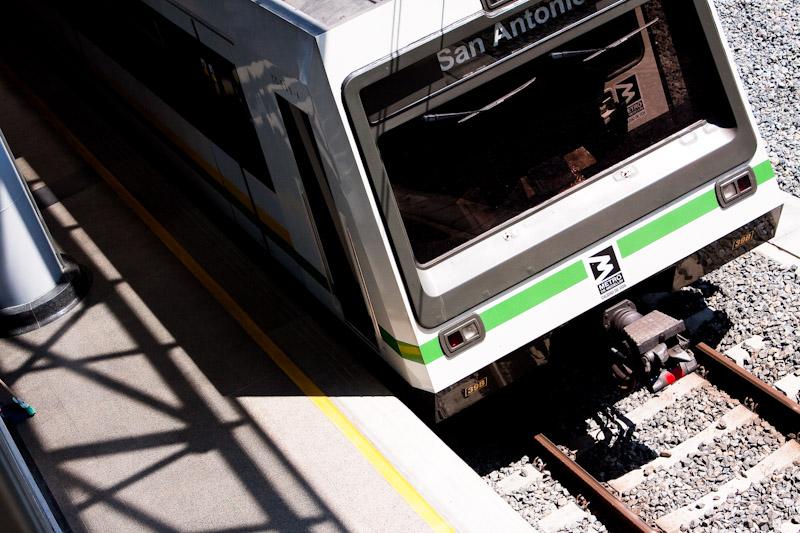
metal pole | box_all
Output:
[0,128,89,336]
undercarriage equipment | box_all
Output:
[604,300,698,392]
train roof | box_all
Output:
[280,0,391,28]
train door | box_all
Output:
[275,96,376,345]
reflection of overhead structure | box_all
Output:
[29,0,784,420]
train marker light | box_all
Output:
[736,175,753,193]
[439,316,486,357]
[447,331,465,349]
[716,169,757,208]
[461,322,480,342]
[721,182,738,202]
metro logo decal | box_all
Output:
[380,161,773,366]
[614,75,640,106]
[588,248,619,282]
[610,74,646,121]
[587,246,626,298]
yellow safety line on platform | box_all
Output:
[12,73,452,533]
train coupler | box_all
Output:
[650,360,700,393]
[603,300,699,392]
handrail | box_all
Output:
[0,418,62,533]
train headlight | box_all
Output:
[440,316,485,357]
[461,322,480,342]
[720,182,738,203]
[716,169,757,208]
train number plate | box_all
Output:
[732,230,755,250]
[463,377,489,398]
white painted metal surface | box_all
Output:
[311,0,785,391]
[46,0,787,397]
[0,131,63,309]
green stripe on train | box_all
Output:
[753,159,776,185]
[380,326,426,364]
[617,190,719,258]
[380,161,774,365]
[379,261,588,365]
[618,160,775,258]
[479,260,588,331]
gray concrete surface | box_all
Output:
[0,35,531,531]
[755,192,800,267]
[0,74,429,532]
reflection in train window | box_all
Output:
[373,3,734,264]
[62,0,273,190]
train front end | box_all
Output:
[336,0,783,419]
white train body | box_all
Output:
[33,0,784,417]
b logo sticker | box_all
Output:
[587,246,626,298]
[613,74,646,121]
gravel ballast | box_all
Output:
[703,0,800,389]
[621,420,785,524]
[704,253,800,385]
[577,386,735,481]
[693,463,800,532]
[714,0,800,197]
[483,456,608,532]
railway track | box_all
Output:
[718,332,800,406]
[704,236,800,406]
[523,343,800,532]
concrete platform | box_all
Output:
[0,48,529,533]
[755,192,800,267]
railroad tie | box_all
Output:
[536,501,590,533]
[655,440,800,533]
[608,404,757,493]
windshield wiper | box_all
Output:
[422,111,475,122]
[549,18,659,62]
[422,75,537,124]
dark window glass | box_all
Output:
[371,2,734,264]
[362,0,614,123]
[61,0,273,189]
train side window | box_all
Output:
[60,0,274,191]
[198,47,275,190]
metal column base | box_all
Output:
[0,255,91,337]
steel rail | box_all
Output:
[532,434,658,533]
[531,343,800,533]
[694,342,800,434]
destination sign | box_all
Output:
[438,0,596,77]
[361,0,609,122]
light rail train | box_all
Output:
[26,0,784,419]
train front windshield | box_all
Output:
[361,0,735,264]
